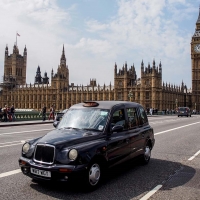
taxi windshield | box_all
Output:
[57,108,109,131]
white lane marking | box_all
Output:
[0,139,31,145]
[0,143,23,148]
[139,185,163,200]
[0,128,53,136]
[155,121,200,135]
[0,139,33,148]
[188,150,200,161]
[0,169,21,178]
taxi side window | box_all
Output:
[126,107,138,129]
[138,107,148,125]
[111,109,126,130]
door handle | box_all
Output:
[141,133,145,138]
[126,139,130,143]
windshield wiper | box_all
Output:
[81,128,101,132]
[59,127,80,130]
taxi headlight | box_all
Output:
[68,149,78,161]
[22,142,30,154]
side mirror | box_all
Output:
[53,121,59,128]
[111,125,124,133]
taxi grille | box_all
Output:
[34,144,55,164]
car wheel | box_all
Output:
[187,115,188,117]
[178,115,179,117]
[141,143,151,165]
[85,161,102,190]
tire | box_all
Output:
[141,143,151,165]
[84,161,102,190]
[187,115,188,117]
[178,115,179,117]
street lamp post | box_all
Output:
[175,98,178,110]
[128,90,133,102]
[195,102,196,112]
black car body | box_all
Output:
[177,107,192,117]
[19,101,155,189]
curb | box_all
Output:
[0,120,53,127]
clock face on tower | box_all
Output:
[194,44,200,53]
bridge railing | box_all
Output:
[0,111,54,121]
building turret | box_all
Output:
[153,59,155,69]
[159,61,162,73]
[42,72,49,84]
[13,44,19,54]
[60,44,66,66]
[141,60,144,72]
[51,45,69,89]
[34,66,42,84]
[5,45,8,56]
[114,62,117,75]
[23,45,27,56]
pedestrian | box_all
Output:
[7,106,12,122]
[3,105,8,122]
[48,105,55,120]
[0,107,2,121]
[41,104,46,121]
[10,105,15,121]
[149,108,153,116]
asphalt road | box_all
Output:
[0,115,200,200]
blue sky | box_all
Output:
[0,0,199,88]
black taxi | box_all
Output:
[19,101,155,189]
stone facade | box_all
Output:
[0,43,191,111]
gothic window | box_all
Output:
[94,93,97,100]
[118,81,123,86]
[146,92,149,99]
[118,92,122,100]
[100,93,103,100]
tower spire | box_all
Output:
[60,44,66,65]
[197,6,200,24]
[62,44,65,54]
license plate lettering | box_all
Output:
[31,168,51,177]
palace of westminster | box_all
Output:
[1,9,200,111]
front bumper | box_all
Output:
[19,157,88,182]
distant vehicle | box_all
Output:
[177,107,191,117]
[54,109,68,122]
[19,101,155,190]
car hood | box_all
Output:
[37,128,102,146]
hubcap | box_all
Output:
[89,163,100,186]
[144,146,151,161]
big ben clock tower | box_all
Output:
[191,7,200,111]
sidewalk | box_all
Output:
[0,120,53,127]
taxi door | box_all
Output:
[126,107,143,158]
[136,106,150,150]
[106,106,131,167]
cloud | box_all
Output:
[81,0,196,87]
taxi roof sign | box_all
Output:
[83,101,99,107]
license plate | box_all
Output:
[30,168,51,177]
